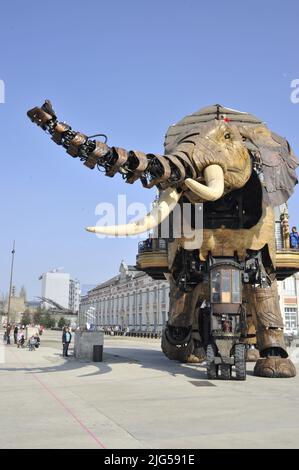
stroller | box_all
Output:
[28,336,38,351]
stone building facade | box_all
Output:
[79,261,169,332]
[79,261,299,336]
[278,273,299,335]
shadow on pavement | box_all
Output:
[2,343,208,380]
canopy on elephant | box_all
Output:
[164,104,298,207]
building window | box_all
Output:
[283,276,296,296]
[284,307,298,331]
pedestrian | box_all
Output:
[62,326,72,357]
[13,325,18,344]
[6,324,11,345]
[17,330,25,348]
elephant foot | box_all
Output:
[161,327,193,362]
[187,347,206,363]
[254,357,296,378]
[246,347,260,362]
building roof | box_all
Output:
[87,261,145,295]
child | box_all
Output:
[17,331,25,348]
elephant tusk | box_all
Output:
[86,187,181,236]
[184,164,224,201]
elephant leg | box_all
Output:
[242,286,260,362]
[189,305,206,363]
[246,281,296,378]
[161,277,206,363]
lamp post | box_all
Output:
[7,241,16,326]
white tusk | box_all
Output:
[86,187,181,236]
[184,164,224,201]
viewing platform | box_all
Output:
[136,238,168,280]
[276,249,299,280]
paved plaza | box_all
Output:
[0,329,299,449]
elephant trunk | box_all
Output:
[27,100,250,237]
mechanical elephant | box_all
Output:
[27,102,298,378]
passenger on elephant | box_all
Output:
[290,226,299,249]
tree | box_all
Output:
[58,317,67,329]
[41,311,55,329]
[33,305,46,325]
[33,310,42,325]
[21,310,32,326]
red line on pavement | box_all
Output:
[10,349,106,449]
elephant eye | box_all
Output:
[224,133,231,139]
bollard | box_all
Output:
[93,345,103,362]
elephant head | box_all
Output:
[27,102,298,236]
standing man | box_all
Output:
[290,226,299,248]
[62,326,72,357]
[6,324,11,345]
[13,325,18,344]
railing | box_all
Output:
[102,328,162,339]
[138,238,167,253]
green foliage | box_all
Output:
[21,310,32,326]
[33,306,46,325]
[58,317,67,329]
[40,311,55,329]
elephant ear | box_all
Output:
[247,127,299,206]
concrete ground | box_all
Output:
[0,328,299,449]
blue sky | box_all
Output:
[0,0,298,299]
